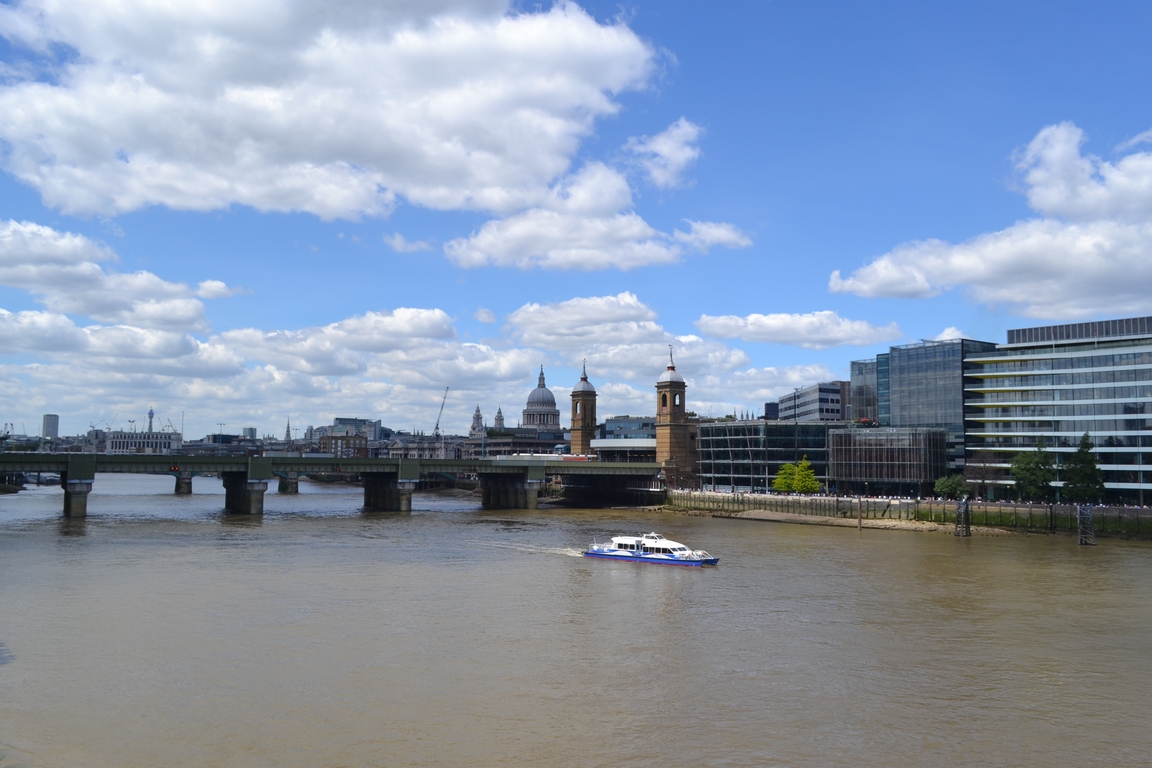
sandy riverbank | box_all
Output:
[671,506,1020,536]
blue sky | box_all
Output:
[2,0,1152,438]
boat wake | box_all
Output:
[481,542,584,557]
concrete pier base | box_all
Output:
[278,472,299,494]
[479,477,541,509]
[363,473,416,511]
[221,472,268,514]
[62,479,93,517]
[174,472,193,494]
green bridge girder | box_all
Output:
[0,454,662,481]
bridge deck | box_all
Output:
[0,454,662,480]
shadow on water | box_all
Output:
[0,640,13,666]
[220,513,263,528]
[360,509,410,520]
[57,519,87,537]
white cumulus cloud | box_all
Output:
[0,1,655,219]
[695,310,901,349]
[626,117,702,188]
[384,234,433,253]
[830,121,1152,319]
[0,220,237,330]
[445,163,750,270]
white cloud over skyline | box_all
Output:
[0,256,837,436]
[695,310,901,349]
[0,220,239,331]
[831,121,1152,319]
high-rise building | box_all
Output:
[854,338,996,471]
[42,414,59,439]
[848,360,877,422]
[242,427,257,439]
[965,315,1152,504]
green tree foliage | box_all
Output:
[792,455,821,494]
[1010,437,1055,501]
[934,474,967,499]
[772,463,797,492]
[1061,432,1106,504]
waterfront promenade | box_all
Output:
[667,490,1152,539]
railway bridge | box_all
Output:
[0,454,664,516]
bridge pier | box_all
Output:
[62,478,93,517]
[362,473,416,511]
[174,471,193,495]
[221,471,268,514]
[278,471,299,494]
[479,476,541,510]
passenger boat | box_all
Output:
[583,532,719,567]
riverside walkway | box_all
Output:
[0,454,663,516]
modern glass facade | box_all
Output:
[697,420,840,492]
[828,428,947,495]
[856,339,997,470]
[965,316,1152,503]
[849,360,877,422]
[876,353,890,426]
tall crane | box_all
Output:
[433,387,449,438]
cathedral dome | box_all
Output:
[522,367,561,431]
[526,367,557,408]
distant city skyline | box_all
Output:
[3,1,1152,438]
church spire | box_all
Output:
[538,365,546,388]
[284,419,291,442]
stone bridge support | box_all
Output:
[479,473,542,509]
[174,471,194,495]
[363,472,417,512]
[61,456,97,517]
[62,477,93,517]
[222,472,268,514]
[277,471,300,494]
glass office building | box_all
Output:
[854,339,997,470]
[828,427,947,495]
[965,316,1152,504]
[849,360,877,422]
[697,420,840,493]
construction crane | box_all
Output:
[433,387,449,438]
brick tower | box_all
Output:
[656,347,697,489]
[570,360,597,456]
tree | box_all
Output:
[934,474,967,499]
[772,463,797,492]
[964,460,997,500]
[1061,432,1105,504]
[792,455,821,494]
[1010,436,1055,501]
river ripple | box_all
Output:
[1,474,1150,767]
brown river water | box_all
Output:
[1,474,1150,768]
